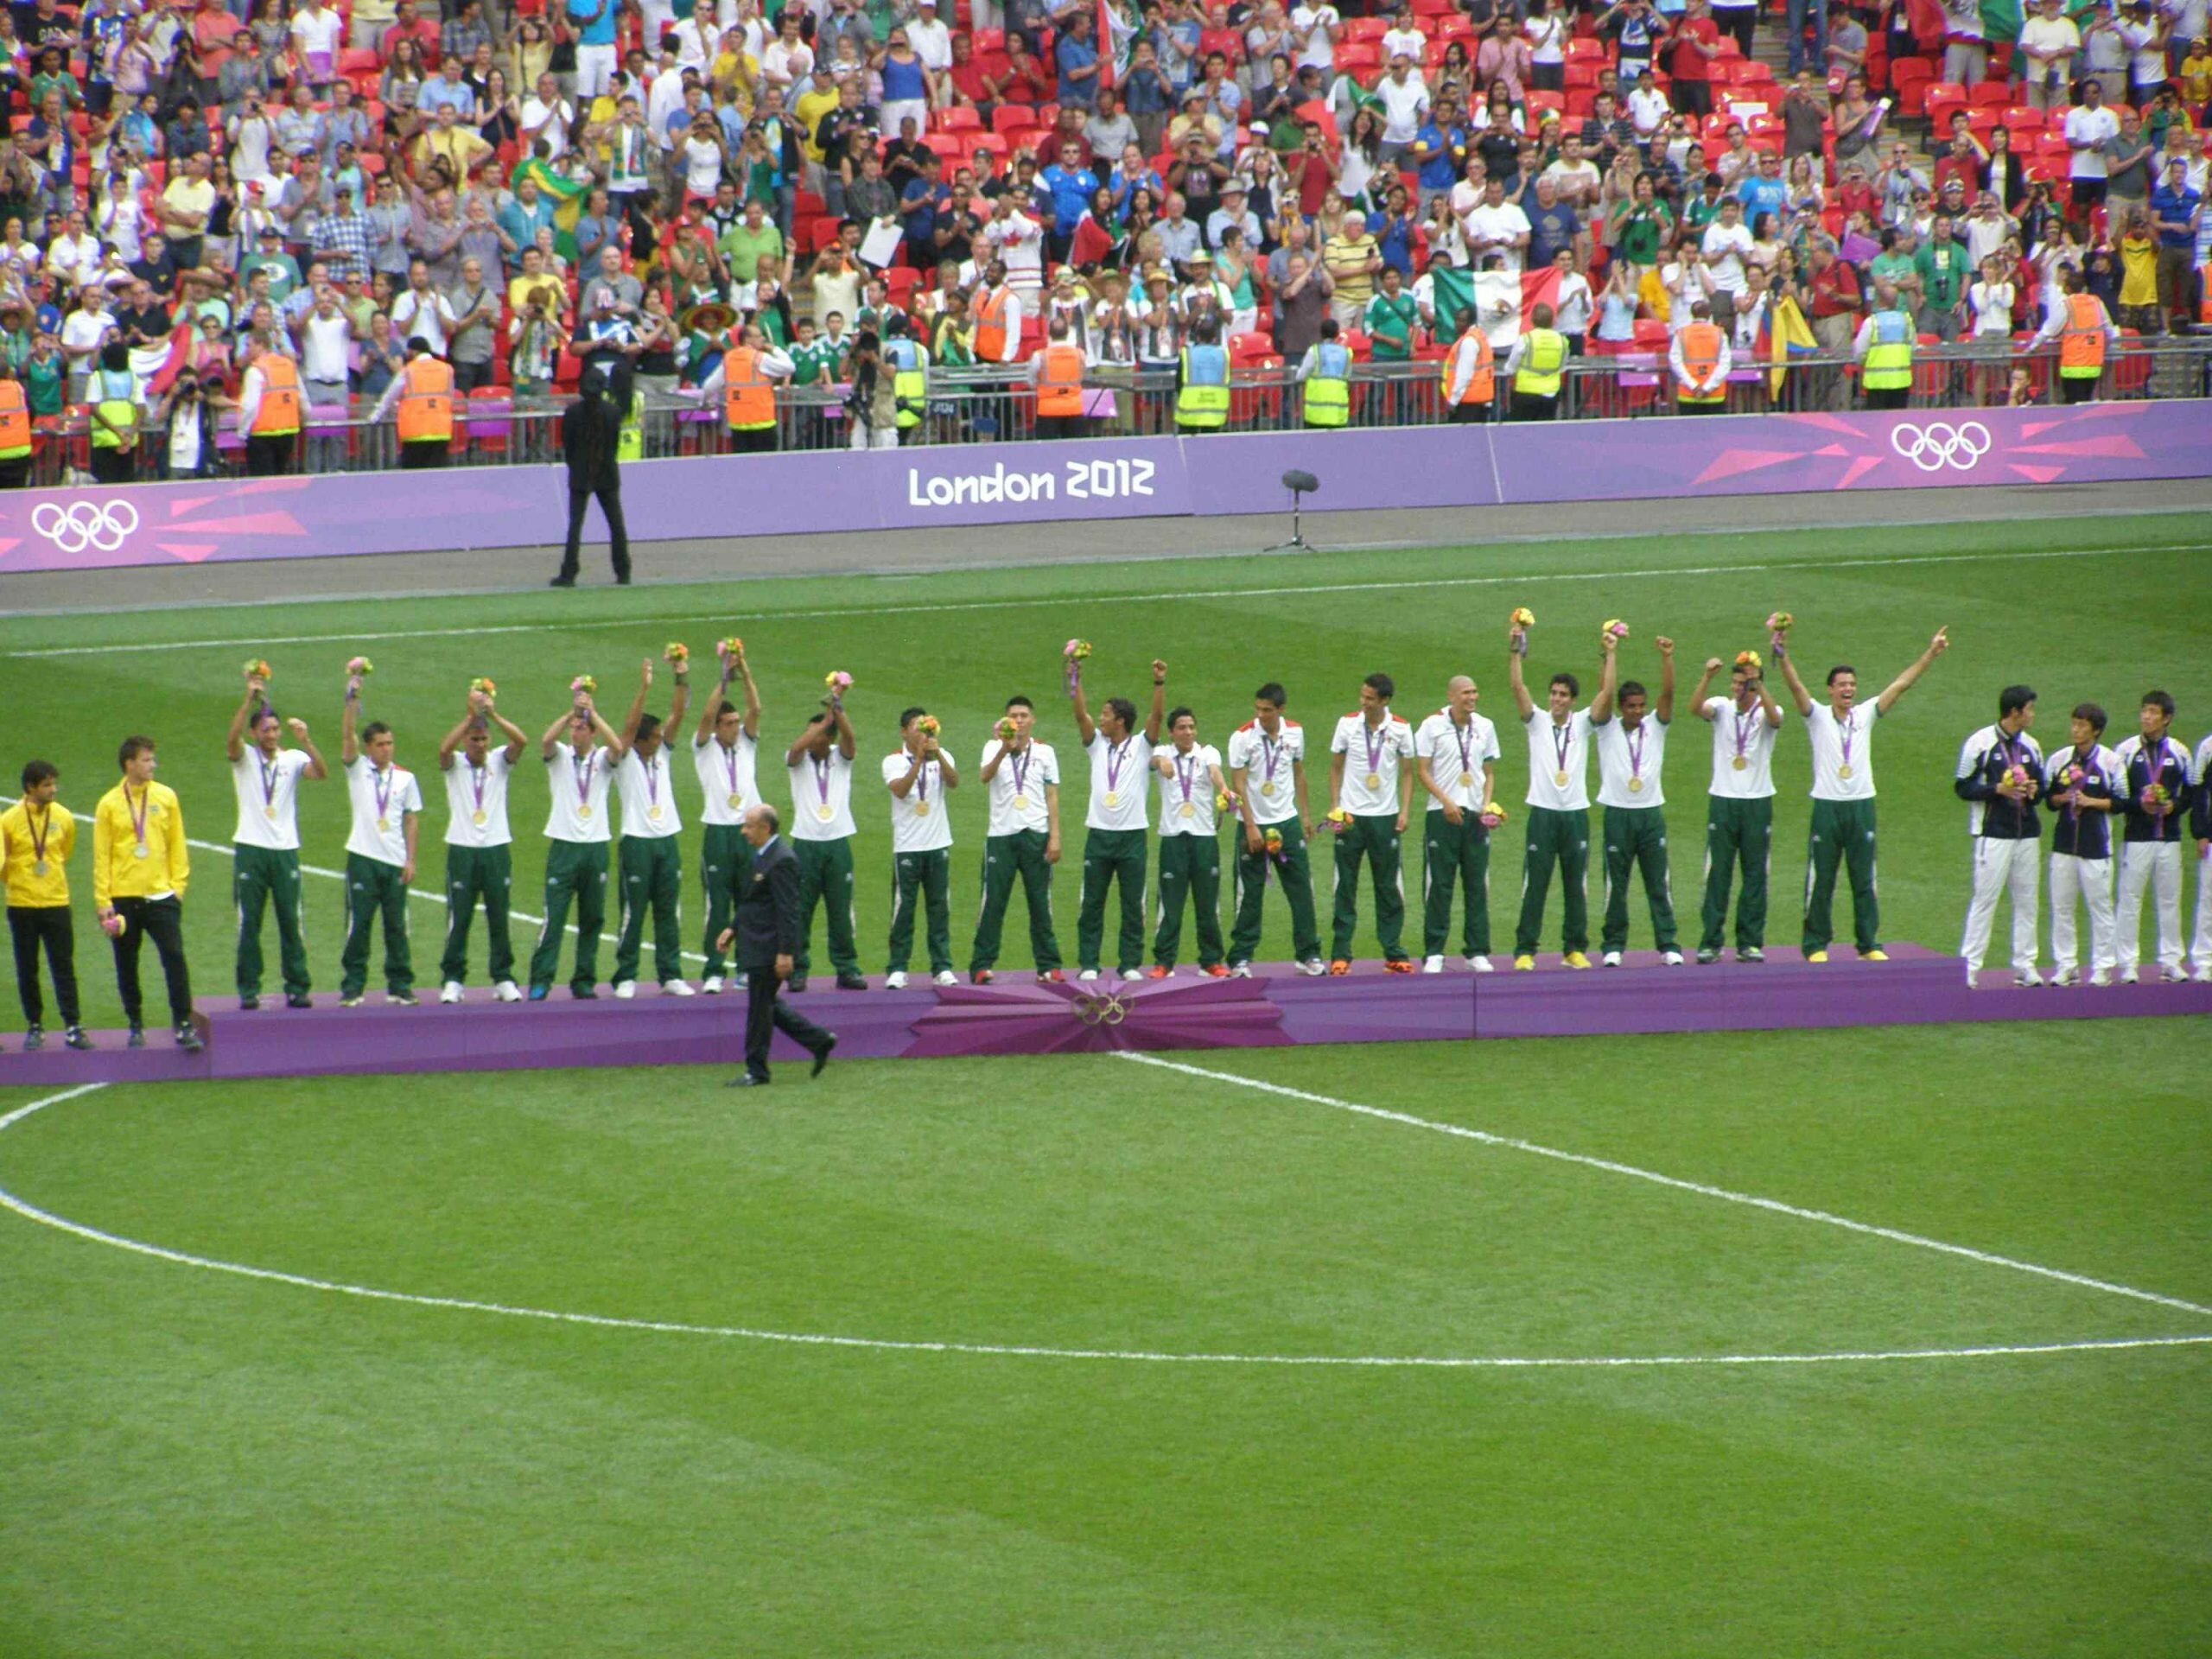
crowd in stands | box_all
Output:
[0,0,2206,480]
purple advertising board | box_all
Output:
[3,400,2205,577]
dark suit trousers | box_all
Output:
[744,964,829,1080]
[561,480,631,582]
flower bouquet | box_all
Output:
[1478,801,1509,830]
[100,911,125,937]
[914,715,941,740]
[664,642,690,669]
[470,677,498,698]
[1600,618,1630,648]
[1063,638,1091,696]
[995,715,1020,742]
[243,658,273,683]
[1262,827,1286,867]
[1216,789,1236,816]
[1321,807,1351,835]
[823,669,853,698]
[1733,649,1763,672]
[570,674,597,709]
[1510,607,1535,629]
[717,636,745,667]
[1766,611,1794,653]
[346,656,373,677]
[2143,783,2171,814]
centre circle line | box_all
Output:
[3,1082,2205,1370]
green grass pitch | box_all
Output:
[0,514,2207,1654]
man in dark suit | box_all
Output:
[717,804,836,1086]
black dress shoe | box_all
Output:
[127,1024,145,1048]
[571,986,598,1000]
[613,572,632,585]
[785,974,809,993]
[239,995,261,1011]
[549,574,577,588]
[835,971,868,990]
[811,1033,837,1077]
[286,993,313,1008]
[725,1072,769,1087]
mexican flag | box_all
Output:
[1097,0,1142,86]
[511,156,591,264]
[1980,0,2025,41]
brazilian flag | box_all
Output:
[510,156,591,264]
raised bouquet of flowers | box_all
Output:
[914,715,941,740]
[570,675,597,699]
[243,658,273,682]
[995,716,1020,742]
[470,677,498,697]
[717,636,745,664]
[664,642,690,668]
[1765,611,1793,636]
[1600,618,1630,647]
[824,669,853,696]
[1063,639,1091,696]
[346,656,373,677]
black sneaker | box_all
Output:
[1695,947,1719,965]
[389,990,420,1006]
[239,995,261,1011]
[175,1022,204,1053]
[785,974,809,993]
[549,573,577,588]
[811,1033,837,1077]
[571,986,598,1000]
[835,971,868,990]
[22,1025,43,1051]
[1739,946,1764,963]
[127,1024,145,1048]
[286,993,313,1009]
[64,1026,93,1051]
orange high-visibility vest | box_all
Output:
[2058,290,2107,377]
[396,355,454,442]
[1442,332,1494,404]
[721,345,775,430]
[0,380,29,460]
[251,354,301,435]
[2199,262,2212,325]
[974,287,1012,361]
[1035,342,1085,416]
[1676,321,1726,402]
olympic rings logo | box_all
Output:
[1889,421,1993,474]
[31,499,141,553]
[1072,992,1130,1027]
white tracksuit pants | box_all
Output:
[1961,836,2039,974]
[2115,840,2183,973]
[2193,842,2212,972]
[2048,851,2114,976]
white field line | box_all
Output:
[2,1084,2207,1370]
[10,541,2205,662]
[0,795,709,970]
[1118,1052,2212,1320]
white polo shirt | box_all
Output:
[693,732,759,826]
[232,747,313,849]
[1156,742,1223,836]
[1806,701,1884,801]
[442,749,513,848]
[1226,719,1304,827]
[543,743,614,843]
[882,749,953,853]
[1084,732,1154,831]
[614,747,682,840]
[1415,709,1498,810]
[1331,711,1416,816]
[982,738,1057,836]
[1593,714,1669,809]
[1704,696,1784,799]
[1522,709,1594,811]
[342,755,423,866]
[789,745,857,840]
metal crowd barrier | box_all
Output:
[22,336,2210,484]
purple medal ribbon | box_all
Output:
[1260,732,1281,790]
[1732,706,1756,764]
[1837,709,1856,772]
[645,754,660,811]
[1363,721,1385,779]
[373,765,393,823]
[812,754,833,812]
[127,784,150,852]
[1998,731,2026,818]
[1176,751,1196,802]
[1454,720,1473,783]
[913,755,929,804]
[573,750,594,809]
[2140,738,2167,830]
[470,760,488,816]
[258,753,280,811]
[1009,747,1030,798]
[723,741,741,800]
[1551,720,1573,779]
[26,804,52,868]
[1106,740,1131,796]
[1627,721,1647,784]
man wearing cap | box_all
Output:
[1205,181,1261,251]
[371,334,456,467]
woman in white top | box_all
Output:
[1524,0,1568,92]
[680,114,724,203]
[1731,264,1771,349]
[1422,192,1469,266]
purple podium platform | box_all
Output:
[0,946,2202,1084]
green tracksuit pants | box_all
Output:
[971,829,1061,973]
[1153,830,1224,968]
[530,837,608,993]
[339,851,412,997]
[1802,796,1879,955]
[1421,810,1491,957]
[233,842,309,998]
[1229,817,1321,965]
[696,823,753,980]
[1600,804,1678,954]
[887,845,952,974]
[1077,826,1148,973]
[1515,805,1591,957]
[1332,812,1408,961]
[614,833,684,986]
[440,842,513,985]
[1700,795,1773,952]
[793,836,859,979]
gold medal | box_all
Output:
[1554,770,1568,787]
[577,804,594,820]
[1731,755,1748,771]
[1179,801,1195,818]
[1363,771,1381,790]
[1260,781,1278,797]
[817,802,836,822]
[648,804,664,821]
[727,791,742,809]
[472,810,488,826]
[1012,793,1029,810]
[914,800,931,817]
[1627,778,1643,793]
[1104,791,1120,808]
[376,816,390,831]
[1837,763,1853,779]
[264,804,276,819]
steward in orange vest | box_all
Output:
[1670,300,1732,413]
[698,323,795,454]
[1030,317,1088,438]
[0,365,33,487]
[1440,319,1495,423]
[241,344,302,476]
[372,336,455,468]
[973,267,1020,365]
